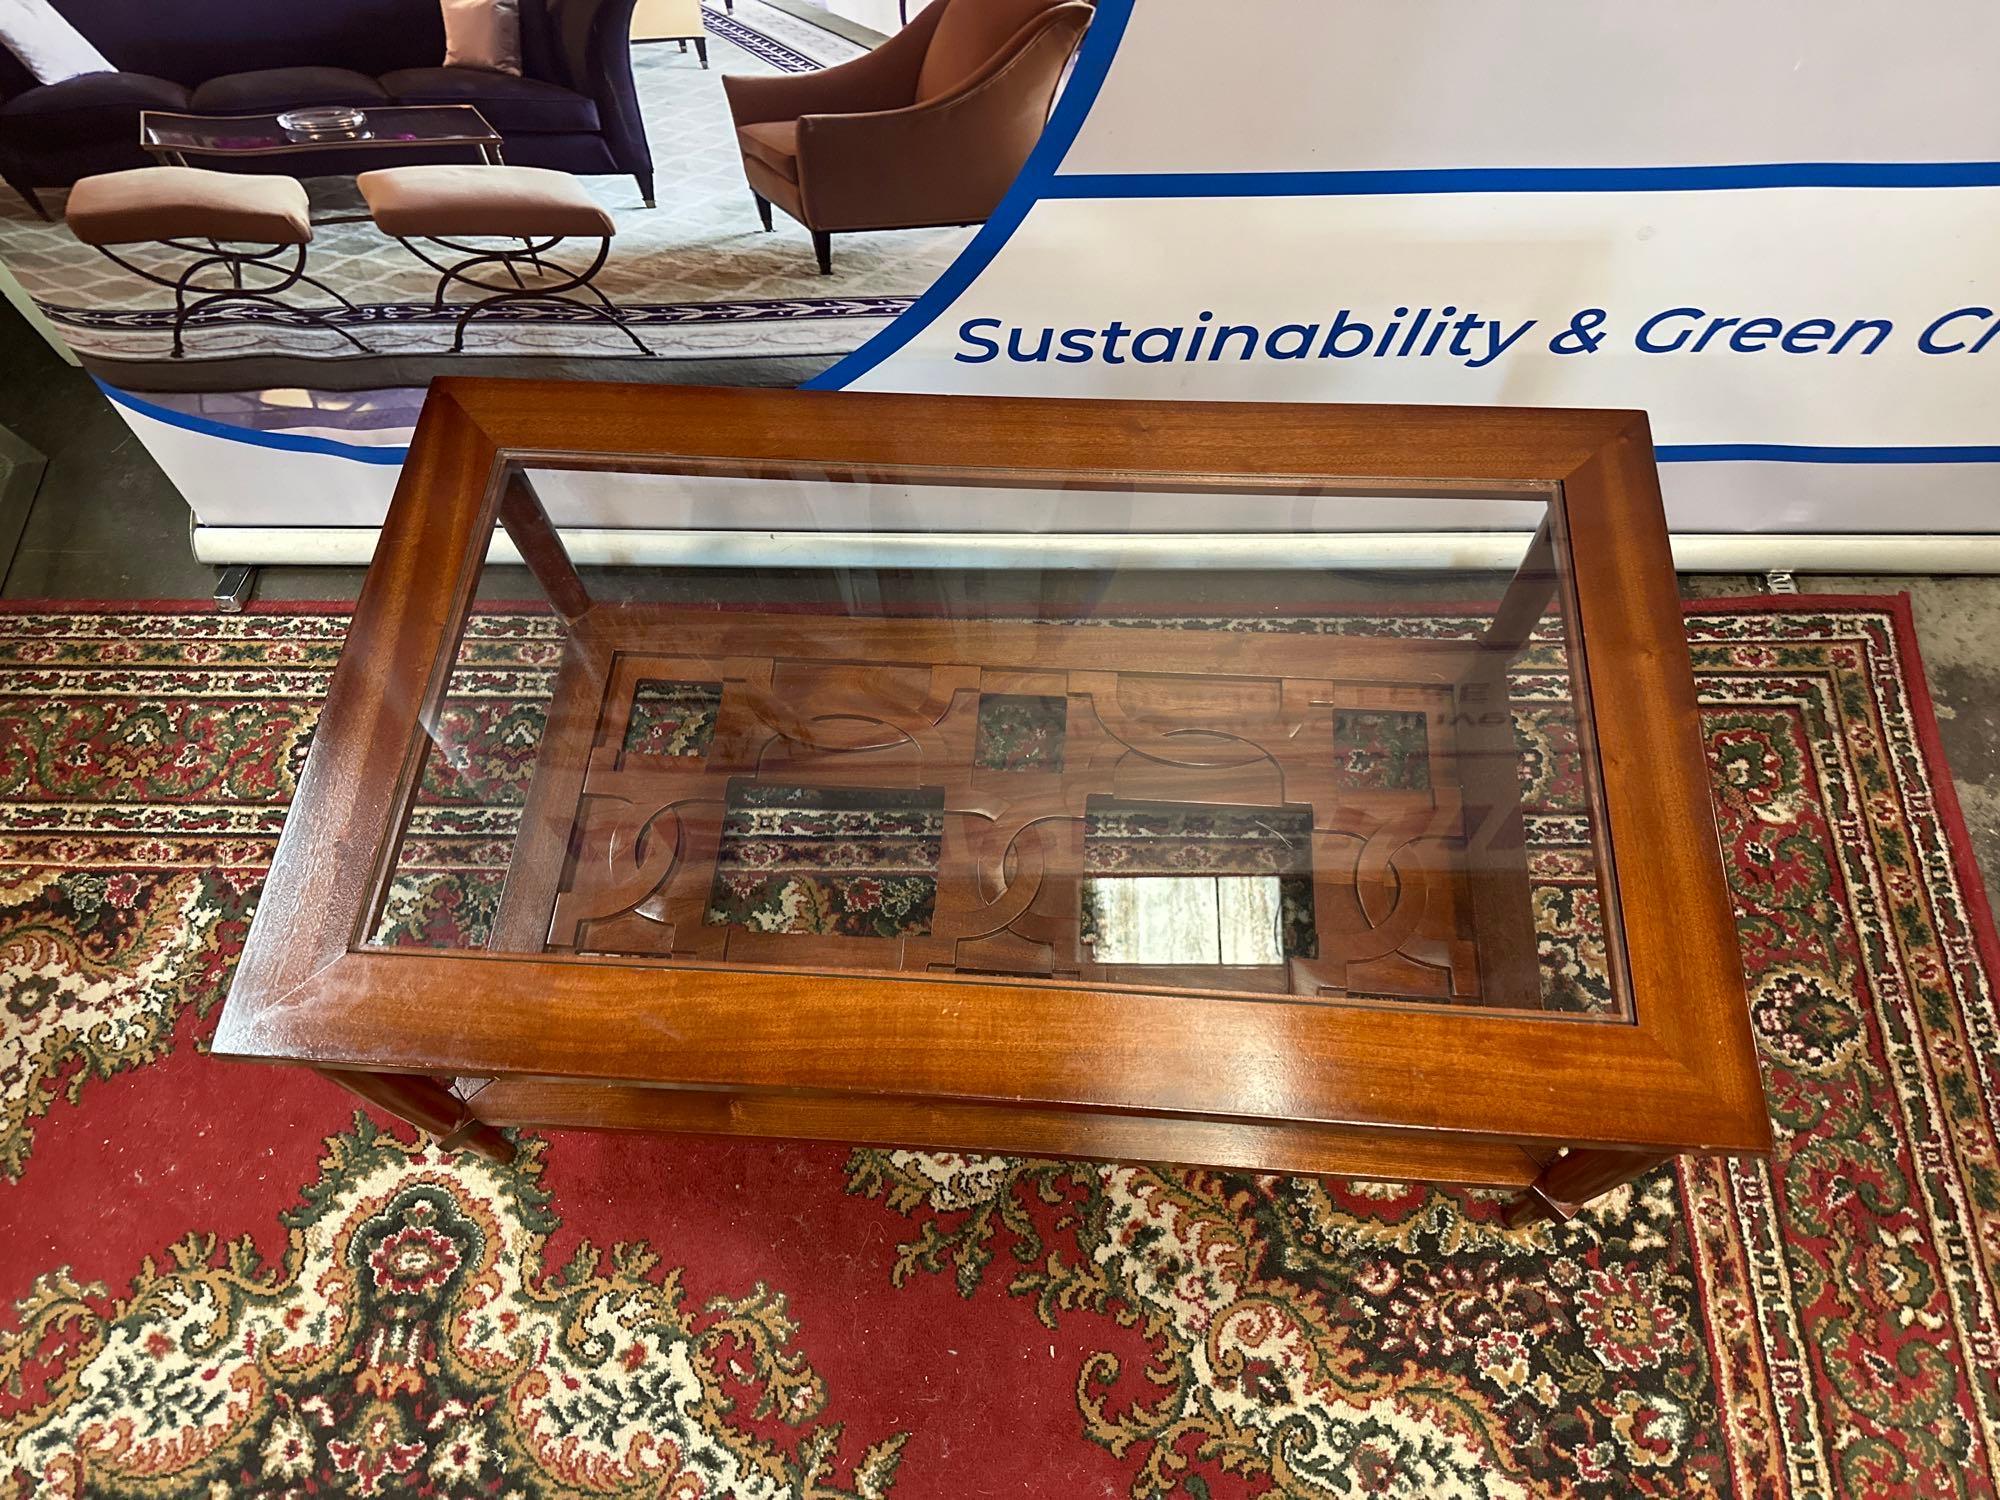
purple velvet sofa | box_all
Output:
[0,0,653,218]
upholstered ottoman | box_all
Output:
[65,167,367,358]
[358,165,647,355]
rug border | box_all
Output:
[1681,590,2000,996]
[1877,591,2000,982]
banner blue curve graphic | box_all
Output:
[1041,162,2000,199]
[96,381,410,466]
[804,0,1135,391]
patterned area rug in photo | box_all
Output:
[0,1,966,367]
[2,598,1998,1497]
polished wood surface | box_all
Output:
[464,1077,1549,1188]
[212,381,1773,1221]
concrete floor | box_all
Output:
[3,301,1997,930]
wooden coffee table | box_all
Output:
[210,380,1771,1225]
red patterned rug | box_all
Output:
[2,598,1997,1499]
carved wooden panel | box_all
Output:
[526,612,1541,1007]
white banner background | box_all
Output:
[1066,0,2000,173]
[833,0,2000,534]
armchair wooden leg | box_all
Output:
[753,193,773,232]
[695,35,708,66]
[635,171,656,209]
[811,229,832,275]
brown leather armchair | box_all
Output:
[722,0,1091,274]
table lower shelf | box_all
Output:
[460,1075,1552,1189]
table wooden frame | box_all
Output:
[210,379,1772,1225]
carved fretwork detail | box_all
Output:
[534,617,1541,1008]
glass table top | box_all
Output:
[362,456,1627,1022]
[140,106,499,155]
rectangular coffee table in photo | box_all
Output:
[140,106,502,167]
[210,381,1771,1225]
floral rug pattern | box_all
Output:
[1,601,1998,1498]
[6,1115,905,1498]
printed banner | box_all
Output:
[5,0,1996,536]
[826,0,2000,531]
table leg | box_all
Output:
[318,1067,515,1163]
[208,239,243,290]
[1476,514,1558,663]
[518,238,547,278]
[1455,663,1541,1007]
[497,469,591,622]
[1503,1146,1667,1227]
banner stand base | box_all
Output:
[189,527,2000,575]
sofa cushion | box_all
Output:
[379,66,596,134]
[0,0,453,91]
[915,0,1054,101]
[0,70,189,137]
[440,0,521,75]
[190,67,387,114]
[736,120,796,183]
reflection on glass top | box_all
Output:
[141,106,497,153]
[363,460,1625,1020]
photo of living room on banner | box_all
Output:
[0,0,1099,372]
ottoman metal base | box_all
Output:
[397,234,653,356]
[91,239,369,359]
